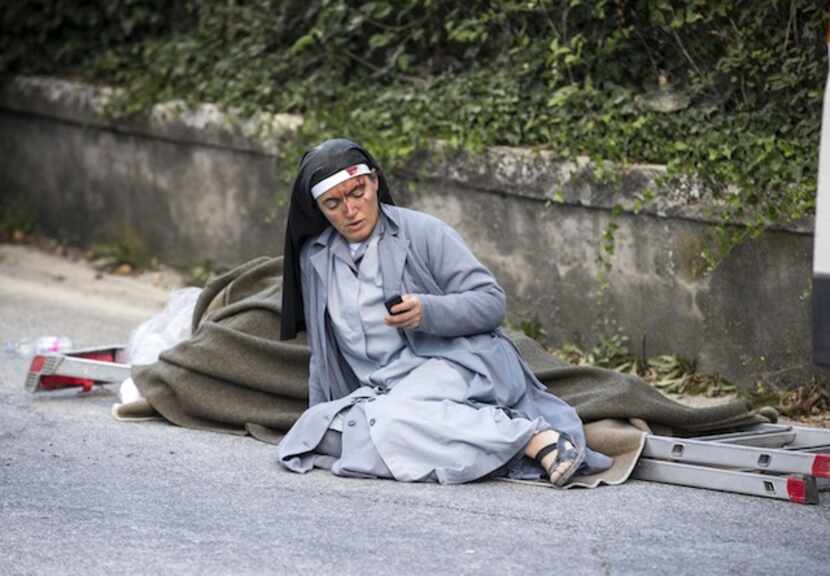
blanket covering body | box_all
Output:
[128,255,772,487]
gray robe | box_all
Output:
[277,205,613,482]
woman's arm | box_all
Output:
[411,219,506,338]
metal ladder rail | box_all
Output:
[690,426,797,448]
[642,435,830,479]
[691,423,830,451]
[632,459,820,504]
[787,425,830,450]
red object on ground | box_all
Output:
[812,454,830,479]
[29,349,119,393]
[786,477,808,504]
[38,373,95,392]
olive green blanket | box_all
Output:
[116,256,772,487]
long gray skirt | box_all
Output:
[277,358,549,484]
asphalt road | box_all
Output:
[1,243,829,576]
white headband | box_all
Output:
[311,163,373,200]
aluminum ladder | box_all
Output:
[24,346,130,393]
[633,423,830,504]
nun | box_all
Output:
[277,138,613,485]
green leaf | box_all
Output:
[291,34,314,53]
[369,32,392,49]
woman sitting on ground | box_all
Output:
[277,138,613,485]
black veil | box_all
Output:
[280,138,395,340]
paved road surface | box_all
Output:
[1,243,828,576]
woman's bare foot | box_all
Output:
[525,430,578,484]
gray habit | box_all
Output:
[277,205,614,482]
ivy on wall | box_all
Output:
[2,0,827,266]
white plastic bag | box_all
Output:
[125,287,202,366]
[118,377,143,404]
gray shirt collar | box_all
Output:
[330,214,386,270]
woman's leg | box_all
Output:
[525,430,579,485]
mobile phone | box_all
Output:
[384,295,403,314]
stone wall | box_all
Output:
[0,76,820,390]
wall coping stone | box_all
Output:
[0,76,302,156]
[403,145,814,235]
[1,75,813,235]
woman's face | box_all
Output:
[316,173,380,243]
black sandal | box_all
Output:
[533,431,585,487]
